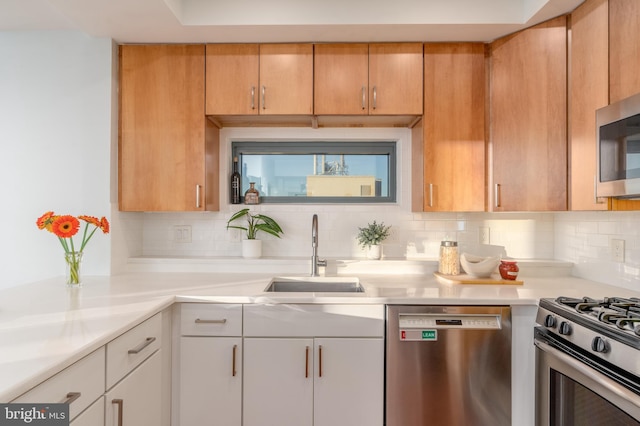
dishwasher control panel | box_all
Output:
[398,314,502,341]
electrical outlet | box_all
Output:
[612,239,625,263]
[479,227,490,245]
[174,225,192,243]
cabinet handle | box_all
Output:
[250,86,255,109]
[372,86,377,110]
[60,392,81,405]
[305,346,309,378]
[361,86,366,110]
[112,399,124,426]
[195,184,201,209]
[494,183,501,208]
[318,345,323,378]
[127,336,156,354]
[428,183,434,208]
[261,85,266,110]
[195,318,227,324]
[232,344,237,377]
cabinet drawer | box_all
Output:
[12,347,105,422]
[244,304,384,337]
[180,303,242,336]
[106,313,161,389]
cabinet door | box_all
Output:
[423,43,485,212]
[490,16,567,211]
[259,44,313,115]
[314,338,384,426]
[569,0,609,211]
[105,351,162,426]
[179,337,241,426]
[369,43,423,115]
[243,338,313,426]
[205,44,259,115]
[71,396,104,426]
[609,0,640,211]
[119,44,218,212]
[609,0,640,103]
[314,44,369,115]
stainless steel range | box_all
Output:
[535,296,640,425]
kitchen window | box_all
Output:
[231,141,397,203]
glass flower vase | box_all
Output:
[65,251,83,286]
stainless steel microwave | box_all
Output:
[597,91,640,198]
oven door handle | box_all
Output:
[535,338,640,400]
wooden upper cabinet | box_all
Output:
[314,43,423,115]
[314,44,369,115]
[489,16,568,211]
[206,44,259,115]
[422,43,486,212]
[569,0,609,211]
[205,44,313,116]
[259,44,313,115]
[609,0,640,103]
[119,44,219,212]
[369,43,423,115]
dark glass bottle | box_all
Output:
[231,157,241,204]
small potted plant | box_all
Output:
[227,208,284,258]
[357,220,391,260]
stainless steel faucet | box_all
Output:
[311,214,327,276]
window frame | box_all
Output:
[231,140,397,204]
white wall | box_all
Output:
[0,31,113,289]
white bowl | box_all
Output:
[460,253,500,278]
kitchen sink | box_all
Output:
[264,276,364,293]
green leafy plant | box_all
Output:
[356,220,391,248]
[226,208,284,240]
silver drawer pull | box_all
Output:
[60,392,81,405]
[127,336,156,354]
[112,399,124,426]
[195,318,227,324]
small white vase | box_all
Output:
[367,244,382,260]
[242,239,262,258]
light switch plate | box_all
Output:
[479,227,490,245]
[174,225,192,243]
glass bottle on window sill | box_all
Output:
[244,182,260,204]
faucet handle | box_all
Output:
[317,258,327,267]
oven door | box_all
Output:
[535,328,640,425]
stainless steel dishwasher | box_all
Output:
[386,305,512,426]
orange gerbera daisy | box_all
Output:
[79,215,101,227]
[100,217,110,234]
[51,215,80,238]
[36,211,55,230]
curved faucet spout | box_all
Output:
[311,214,326,276]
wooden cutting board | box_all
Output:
[434,272,524,285]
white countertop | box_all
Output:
[1,262,639,402]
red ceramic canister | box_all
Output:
[499,260,519,280]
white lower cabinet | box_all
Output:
[175,303,243,426]
[105,350,162,426]
[243,338,314,426]
[243,304,385,426]
[243,337,383,426]
[179,337,242,426]
[313,338,384,426]
[71,396,104,426]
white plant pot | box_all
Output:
[367,244,382,260]
[242,239,262,258]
